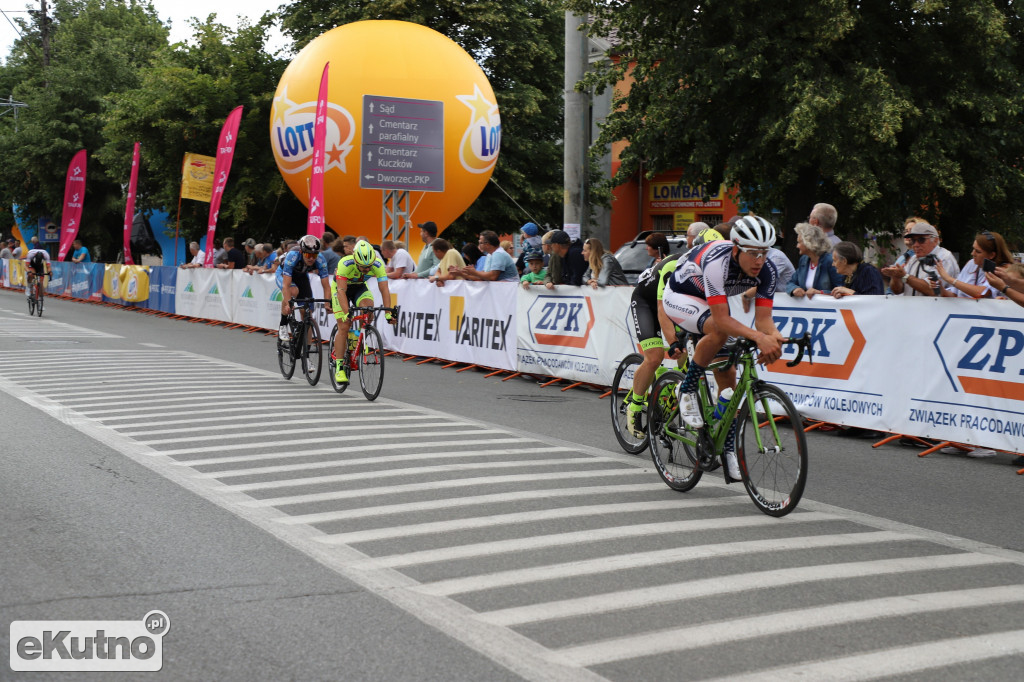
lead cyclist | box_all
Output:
[660,215,786,481]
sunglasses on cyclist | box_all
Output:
[738,246,769,260]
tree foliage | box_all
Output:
[279,0,565,244]
[565,0,1024,256]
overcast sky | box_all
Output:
[0,0,290,63]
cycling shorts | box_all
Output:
[629,290,664,352]
[330,279,373,320]
[286,273,314,302]
[661,288,712,336]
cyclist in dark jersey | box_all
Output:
[661,216,786,481]
[276,234,332,341]
[624,228,722,437]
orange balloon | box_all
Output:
[271,21,501,253]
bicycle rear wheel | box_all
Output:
[358,324,385,401]
[328,325,350,394]
[277,325,296,380]
[302,319,323,385]
[737,382,808,517]
[36,283,44,317]
[610,354,647,454]
[647,370,702,492]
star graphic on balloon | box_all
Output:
[456,84,498,125]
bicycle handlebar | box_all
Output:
[728,333,813,367]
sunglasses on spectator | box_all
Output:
[907,236,931,244]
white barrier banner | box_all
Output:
[517,286,635,386]
[379,280,517,371]
[761,295,1024,451]
[232,272,283,329]
[174,268,235,322]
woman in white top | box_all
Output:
[936,230,1014,299]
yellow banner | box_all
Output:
[180,152,216,202]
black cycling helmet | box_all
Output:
[298,235,321,254]
[30,252,45,268]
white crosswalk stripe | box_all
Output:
[2,346,1022,682]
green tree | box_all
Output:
[99,15,302,249]
[0,0,168,258]
[278,0,565,245]
[566,0,1024,257]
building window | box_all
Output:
[698,214,723,227]
[652,215,674,231]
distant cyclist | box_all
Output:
[24,248,52,301]
[661,216,785,481]
[277,235,332,341]
[624,227,723,438]
[330,240,395,384]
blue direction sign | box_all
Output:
[360,95,444,192]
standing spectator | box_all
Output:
[181,241,205,268]
[520,252,547,289]
[808,203,841,245]
[645,232,670,265]
[321,233,341,275]
[582,238,628,288]
[500,239,514,257]
[244,244,275,274]
[427,239,467,286]
[457,230,519,282]
[405,221,440,279]
[12,240,23,258]
[260,244,279,273]
[461,241,485,270]
[936,230,1013,299]
[29,235,42,251]
[382,239,416,279]
[217,237,247,270]
[339,235,357,256]
[243,238,258,266]
[544,230,587,288]
[787,223,843,298]
[882,222,960,296]
[211,239,228,267]
[541,230,561,285]
[71,239,91,263]
[1,238,15,259]
[830,241,884,297]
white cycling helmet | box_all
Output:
[298,234,321,253]
[730,216,776,249]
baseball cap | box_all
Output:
[243,238,256,248]
[547,229,571,245]
[524,251,544,261]
[906,222,938,237]
[521,222,539,237]
[417,221,438,237]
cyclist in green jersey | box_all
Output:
[331,240,395,384]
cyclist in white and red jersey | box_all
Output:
[24,248,52,300]
[660,216,786,480]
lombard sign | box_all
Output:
[934,314,1024,402]
[768,306,865,380]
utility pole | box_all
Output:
[564,12,588,237]
[39,0,50,67]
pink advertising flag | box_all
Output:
[203,106,244,267]
[56,149,88,262]
[306,63,329,238]
[121,142,141,265]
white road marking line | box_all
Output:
[229,458,618,493]
[139,419,448,444]
[131,414,441,437]
[245,469,648,508]
[559,586,1024,668]
[97,402,404,422]
[374,512,838,567]
[202,447,576,478]
[83,396,327,416]
[322,497,751,545]
[63,387,301,406]
[424,531,948,597]
[157,429,508,457]
[41,379,271,398]
[708,628,1024,682]
[276,483,665,525]
[479,543,1000,626]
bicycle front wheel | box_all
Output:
[358,324,385,401]
[610,354,647,454]
[647,370,702,492]
[27,290,35,316]
[328,325,349,394]
[278,331,296,380]
[302,320,323,386]
[36,287,44,316]
[737,382,808,517]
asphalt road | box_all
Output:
[1,289,1022,681]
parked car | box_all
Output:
[612,231,691,284]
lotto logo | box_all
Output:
[10,611,169,672]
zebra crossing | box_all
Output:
[1,347,1023,681]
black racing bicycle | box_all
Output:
[26,271,46,317]
[277,297,328,385]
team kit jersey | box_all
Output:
[335,255,387,284]
[668,241,778,306]
[275,249,329,286]
[25,248,51,273]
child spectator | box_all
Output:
[520,252,547,289]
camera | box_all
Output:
[919,254,936,267]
